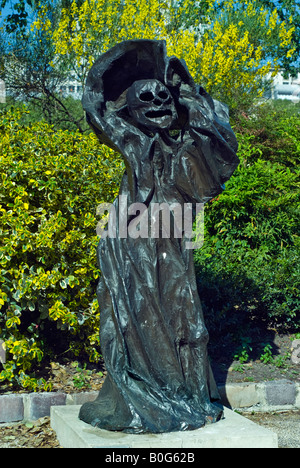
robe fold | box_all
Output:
[79,40,239,433]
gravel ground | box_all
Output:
[242,410,300,449]
[0,411,299,448]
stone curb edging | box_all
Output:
[0,390,98,424]
[218,379,300,413]
[0,379,299,424]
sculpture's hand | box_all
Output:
[165,56,214,129]
[165,56,195,90]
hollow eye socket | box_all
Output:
[140,91,154,102]
[158,91,169,100]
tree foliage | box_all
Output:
[1,0,297,123]
[0,0,31,33]
[198,0,296,110]
[0,1,88,132]
[259,0,300,74]
[32,0,296,114]
[0,105,124,390]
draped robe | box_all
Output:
[79,40,239,433]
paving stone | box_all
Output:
[26,392,66,420]
[265,380,296,407]
[66,391,98,406]
[218,383,260,408]
[0,395,24,423]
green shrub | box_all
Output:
[195,112,300,338]
[0,106,124,390]
[3,96,90,133]
[1,102,299,390]
[233,100,300,167]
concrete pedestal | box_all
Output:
[51,405,278,448]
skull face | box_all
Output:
[126,79,177,130]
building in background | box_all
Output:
[268,70,300,103]
[59,75,83,100]
[2,70,300,105]
[58,70,300,104]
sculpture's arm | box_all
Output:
[165,56,238,162]
[85,98,155,205]
[165,57,239,201]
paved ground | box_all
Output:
[243,410,300,449]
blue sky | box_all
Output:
[1,1,18,25]
[0,0,33,25]
[0,2,11,20]
[1,0,20,16]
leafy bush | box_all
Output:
[0,106,124,390]
[234,100,300,166]
[1,102,299,391]
[2,96,90,133]
[195,107,300,338]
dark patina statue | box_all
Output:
[79,39,239,433]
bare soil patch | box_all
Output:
[210,331,299,385]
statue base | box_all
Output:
[50,405,278,448]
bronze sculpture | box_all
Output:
[79,39,239,433]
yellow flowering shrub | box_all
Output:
[33,0,295,112]
[0,106,124,390]
[197,0,296,109]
